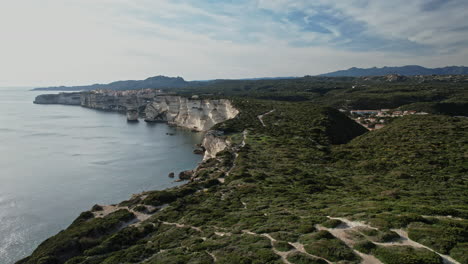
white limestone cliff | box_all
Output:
[144,96,239,132]
[35,93,238,159]
[201,131,230,161]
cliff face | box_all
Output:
[33,93,82,105]
[34,92,238,156]
[145,96,239,131]
[201,131,230,161]
[34,92,238,130]
[80,92,152,112]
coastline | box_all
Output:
[27,91,240,234]
[1,88,208,264]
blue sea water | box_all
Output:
[0,88,203,264]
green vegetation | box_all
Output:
[301,231,360,263]
[353,240,376,254]
[20,76,468,263]
[321,219,343,228]
[286,252,327,264]
[272,241,294,252]
[18,210,135,264]
[450,243,468,264]
[353,240,443,264]
[407,219,468,255]
[373,246,442,264]
[177,75,468,115]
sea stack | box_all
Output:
[126,109,139,122]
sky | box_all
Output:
[1,0,468,86]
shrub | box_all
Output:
[373,246,442,264]
[353,241,376,254]
[133,205,147,213]
[287,252,328,264]
[304,239,360,262]
[321,219,343,228]
[375,230,400,242]
[270,231,300,242]
[450,243,468,264]
[273,241,294,252]
[91,205,103,212]
[408,222,464,254]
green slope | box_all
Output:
[18,101,467,264]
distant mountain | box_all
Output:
[32,75,304,91]
[320,65,468,77]
[32,76,190,91]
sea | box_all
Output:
[0,87,203,264]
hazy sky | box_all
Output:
[1,0,468,86]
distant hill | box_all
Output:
[32,76,190,91]
[320,65,468,77]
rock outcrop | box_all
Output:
[144,96,239,131]
[33,92,82,105]
[201,130,230,161]
[126,109,139,122]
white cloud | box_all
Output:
[0,0,467,86]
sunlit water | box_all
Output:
[0,88,203,264]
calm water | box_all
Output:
[0,88,203,264]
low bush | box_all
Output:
[373,246,442,264]
[321,219,343,228]
[287,252,328,264]
[273,241,294,252]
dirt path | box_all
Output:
[288,242,334,264]
[258,110,275,127]
[160,220,202,232]
[317,225,382,264]
[389,229,460,264]
[242,230,332,264]
[323,217,460,264]
[226,129,248,177]
[206,251,217,262]
[93,204,157,227]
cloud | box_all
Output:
[0,0,467,86]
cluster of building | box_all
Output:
[92,88,163,97]
[342,109,429,130]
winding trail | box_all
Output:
[159,220,203,232]
[389,229,460,264]
[322,217,461,264]
[242,230,332,264]
[92,204,158,227]
[225,129,248,178]
[258,110,275,127]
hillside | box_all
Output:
[174,75,468,115]
[18,99,467,264]
[32,76,190,91]
[320,65,468,77]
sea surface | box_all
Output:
[0,87,203,264]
